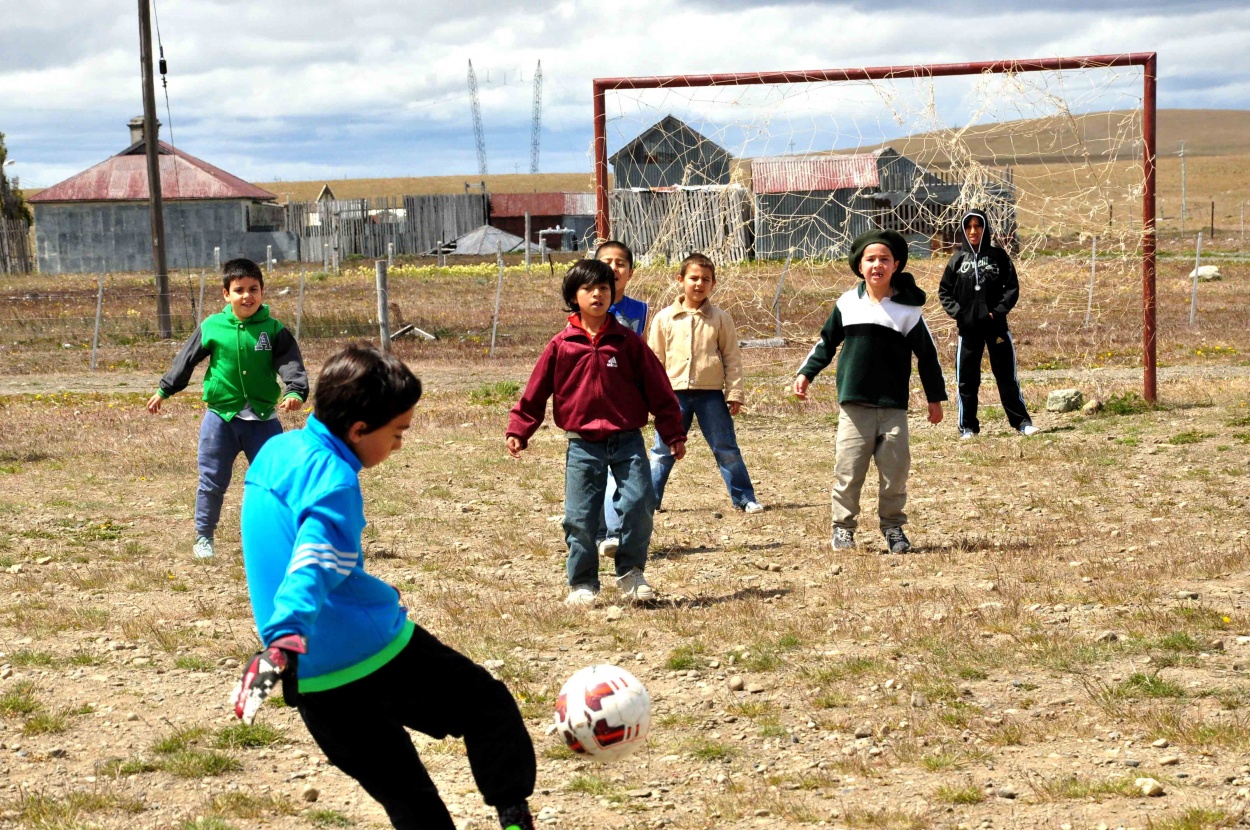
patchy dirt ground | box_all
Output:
[0,351,1248,830]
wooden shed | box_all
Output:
[750,147,1016,260]
[609,116,732,190]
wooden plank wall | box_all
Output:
[284,194,488,264]
[0,218,34,274]
[610,188,752,263]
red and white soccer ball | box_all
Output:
[554,664,651,762]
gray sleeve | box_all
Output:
[272,328,309,400]
[157,326,210,397]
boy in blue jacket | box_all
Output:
[233,343,536,830]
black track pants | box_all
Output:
[955,328,1031,433]
[297,626,536,830]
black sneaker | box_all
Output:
[883,526,912,554]
[498,802,535,830]
[831,527,856,550]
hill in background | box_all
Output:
[21,110,1248,202]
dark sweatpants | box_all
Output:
[297,626,536,830]
[955,327,1032,433]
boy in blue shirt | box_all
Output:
[594,241,649,558]
[232,343,537,830]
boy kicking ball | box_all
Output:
[233,343,537,830]
[793,230,948,555]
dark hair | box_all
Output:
[561,260,615,313]
[314,343,422,439]
[594,240,634,268]
[678,253,716,281]
[222,258,264,290]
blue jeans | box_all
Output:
[650,390,757,509]
[196,410,283,538]
[564,430,654,590]
[598,477,622,543]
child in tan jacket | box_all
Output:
[647,253,763,514]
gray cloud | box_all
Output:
[3,0,1248,187]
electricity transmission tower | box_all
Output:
[529,60,543,174]
[467,60,487,176]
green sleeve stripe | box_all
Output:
[297,620,415,693]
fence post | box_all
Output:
[1084,236,1097,328]
[197,270,206,325]
[1210,201,1215,239]
[524,212,531,271]
[376,260,391,351]
[266,244,273,269]
[295,266,306,340]
[90,273,104,372]
[387,241,394,268]
[1189,232,1203,327]
[214,246,221,272]
[772,252,791,339]
[489,243,504,357]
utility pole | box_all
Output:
[1178,141,1187,237]
[138,0,171,338]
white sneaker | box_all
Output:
[597,537,620,558]
[959,429,976,440]
[616,568,656,603]
[742,501,765,514]
[192,536,215,560]
[564,585,599,607]
[1020,424,1041,436]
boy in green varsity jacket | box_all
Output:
[792,230,947,555]
[146,258,307,560]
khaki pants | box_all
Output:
[831,403,910,531]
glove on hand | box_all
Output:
[230,634,307,725]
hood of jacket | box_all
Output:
[222,303,273,327]
[857,270,926,307]
[958,209,993,254]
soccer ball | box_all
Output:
[554,664,651,762]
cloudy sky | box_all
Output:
[3,0,1248,189]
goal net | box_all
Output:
[592,55,1158,397]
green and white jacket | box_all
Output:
[157,304,308,420]
[797,274,947,410]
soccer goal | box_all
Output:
[592,54,1159,400]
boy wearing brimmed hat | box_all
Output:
[792,229,947,555]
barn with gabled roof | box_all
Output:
[28,117,296,274]
[609,116,732,190]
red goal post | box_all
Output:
[592,53,1159,401]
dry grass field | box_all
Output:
[0,250,1248,830]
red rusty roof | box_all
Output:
[29,141,275,203]
[490,192,595,217]
[750,154,880,195]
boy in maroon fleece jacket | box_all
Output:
[507,260,686,606]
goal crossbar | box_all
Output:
[592,52,1159,399]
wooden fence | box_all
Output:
[284,194,488,264]
[0,218,34,274]
[610,186,753,263]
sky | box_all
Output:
[3,0,1249,190]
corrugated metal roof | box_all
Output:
[750,155,880,195]
[490,192,595,217]
[29,141,275,203]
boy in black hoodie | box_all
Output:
[793,229,947,555]
[938,210,1039,439]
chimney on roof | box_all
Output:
[128,116,160,146]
